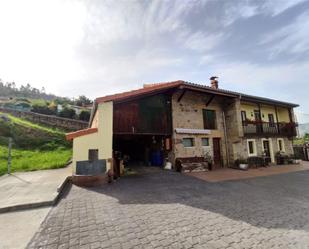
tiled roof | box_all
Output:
[88,80,298,129]
[95,80,298,107]
[95,80,184,103]
[66,127,98,141]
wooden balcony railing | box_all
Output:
[242,121,297,137]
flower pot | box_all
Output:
[239,164,249,170]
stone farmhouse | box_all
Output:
[66,78,298,176]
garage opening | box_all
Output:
[113,134,171,168]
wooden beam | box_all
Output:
[177,89,186,102]
[288,108,293,123]
[275,105,280,134]
[205,95,215,107]
[258,103,263,133]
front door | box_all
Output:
[213,138,221,169]
[263,140,270,157]
[263,140,272,164]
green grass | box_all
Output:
[29,98,48,106]
[6,113,63,135]
[0,145,72,175]
[0,112,72,176]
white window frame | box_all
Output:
[247,139,257,156]
[277,138,285,152]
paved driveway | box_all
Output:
[28,168,309,249]
[0,166,71,212]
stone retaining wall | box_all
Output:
[0,107,88,131]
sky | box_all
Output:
[0,0,309,122]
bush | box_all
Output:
[59,107,76,119]
[31,103,55,115]
[79,110,90,121]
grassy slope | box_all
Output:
[0,113,72,175]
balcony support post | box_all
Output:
[258,103,263,133]
[275,106,280,134]
[288,108,293,123]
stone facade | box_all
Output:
[170,90,228,167]
[168,90,295,168]
[223,98,243,164]
[231,137,294,164]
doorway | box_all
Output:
[212,138,222,169]
[254,110,262,133]
[113,134,168,168]
[262,139,274,163]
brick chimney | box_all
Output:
[210,76,219,89]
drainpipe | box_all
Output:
[222,111,230,167]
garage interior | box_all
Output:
[112,93,173,174]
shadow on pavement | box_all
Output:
[63,167,309,232]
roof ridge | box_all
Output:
[143,80,184,88]
[96,80,184,103]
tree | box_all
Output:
[31,103,55,115]
[48,101,57,114]
[304,133,309,143]
[74,95,93,107]
[59,107,76,119]
[79,110,91,121]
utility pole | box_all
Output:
[8,137,12,175]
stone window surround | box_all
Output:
[277,138,285,152]
[182,137,195,148]
[247,139,257,156]
[201,137,210,147]
[202,109,217,130]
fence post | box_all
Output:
[8,137,12,174]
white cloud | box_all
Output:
[182,31,224,52]
[0,0,87,93]
[206,61,309,112]
[260,11,309,57]
[223,2,258,26]
[0,0,308,114]
[262,0,307,16]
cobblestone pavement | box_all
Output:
[28,168,309,249]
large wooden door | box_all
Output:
[213,138,221,169]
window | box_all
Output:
[268,114,275,127]
[247,139,257,156]
[182,138,194,147]
[203,109,216,129]
[201,138,209,146]
[248,141,254,154]
[277,139,285,152]
[88,149,98,161]
[241,111,247,122]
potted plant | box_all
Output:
[235,157,249,170]
[275,151,284,165]
[204,151,213,171]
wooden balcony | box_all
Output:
[242,121,297,137]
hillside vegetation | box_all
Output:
[0,81,92,121]
[0,112,72,175]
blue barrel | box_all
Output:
[151,151,163,166]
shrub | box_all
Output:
[59,107,76,119]
[79,110,90,121]
[31,103,55,115]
